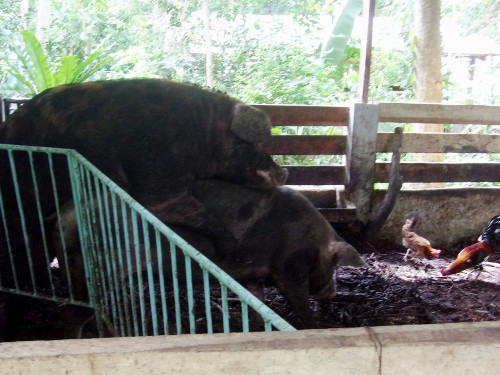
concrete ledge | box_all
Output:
[1,321,499,374]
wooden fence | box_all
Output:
[257,102,500,224]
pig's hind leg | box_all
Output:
[235,282,266,331]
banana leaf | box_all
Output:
[320,0,363,66]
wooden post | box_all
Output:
[346,102,379,223]
[358,0,376,103]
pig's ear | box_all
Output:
[331,242,369,267]
[230,104,272,143]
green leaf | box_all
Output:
[20,30,55,92]
[73,53,113,83]
[10,42,36,86]
[70,50,102,82]
[320,0,363,67]
[55,55,78,85]
[9,69,36,95]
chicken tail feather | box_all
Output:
[480,214,500,249]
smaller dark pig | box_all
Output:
[186,180,367,327]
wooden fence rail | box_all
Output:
[379,102,500,125]
[256,102,500,223]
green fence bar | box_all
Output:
[0,144,296,337]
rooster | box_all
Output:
[441,215,500,277]
[401,210,442,261]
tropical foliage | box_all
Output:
[0,0,390,102]
[1,0,497,105]
[6,30,113,95]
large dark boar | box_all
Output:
[0,79,287,229]
[52,181,366,331]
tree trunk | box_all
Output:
[413,0,444,188]
[37,0,50,42]
[201,0,214,89]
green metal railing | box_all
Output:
[0,144,295,336]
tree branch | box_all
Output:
[365,126,404,236]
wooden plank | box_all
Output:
[264,135,346,155]
[1,322,499,375]
[266,132,499,155]
[377,132,500,153]
[253,104,349,126]
[288,185,339,207]
[346,103,379,222]
[379,102,500,125]
[375,162,500,183]
[283,165,346,185]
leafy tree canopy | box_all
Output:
[0,0,497,106]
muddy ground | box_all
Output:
[3,238,500,341]
[281,245,500,329]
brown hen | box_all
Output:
[401,210,441,261]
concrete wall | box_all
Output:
[1,321,499,374]
[373,187,500,250]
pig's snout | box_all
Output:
[314,276,338,300]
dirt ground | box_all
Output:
[3,238,500,341]
[277,244,500,329]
